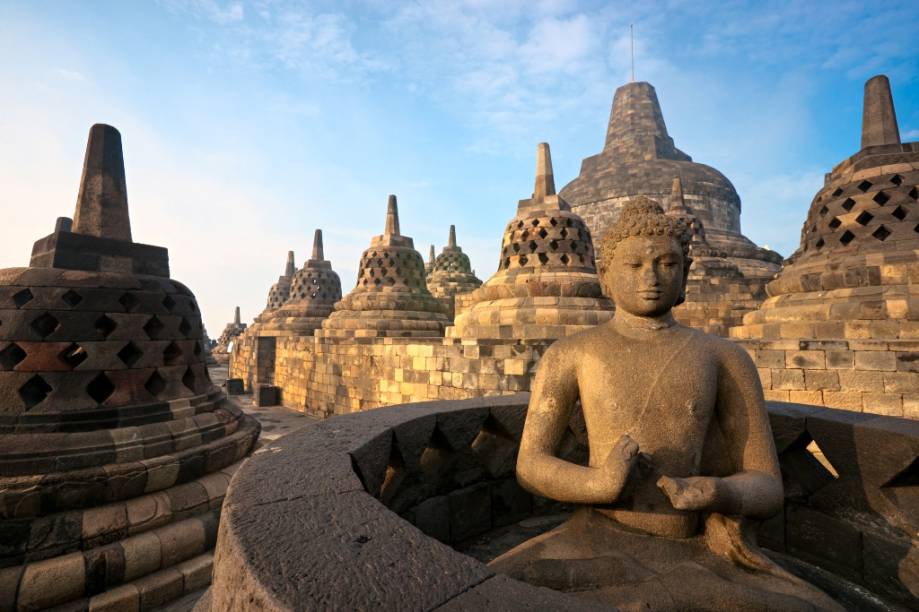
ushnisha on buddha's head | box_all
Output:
[597,197,692,317]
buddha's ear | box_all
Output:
[675,255,692,306]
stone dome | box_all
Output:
[426,225,482,320]
[263,251,296,313]
[559,81,781,278]
[320,195,448,338]
[0,124,259,610]
[449,143,613,341]
[259,229,342,336]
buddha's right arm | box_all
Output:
[516,345,636,505]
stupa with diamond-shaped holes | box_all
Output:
[0,124,260,611]
[449,143,613,341]
[731,75,919,416]
[426,225,482,321]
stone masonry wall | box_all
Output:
[736,337,919,418]
[273,335,552,417]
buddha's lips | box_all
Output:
[638,290,662,298]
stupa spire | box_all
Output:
[285,251,296,277]
[311,229,324,261]
[384,194,400,236]
[534,142,556,200]
[669,176,690,214]
[72,123,132,241]
[234,306,241,325]
[448,225,457,248]
[861,75,900,149]
[428,244,435,264]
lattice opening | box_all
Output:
[19,375,52,409]
[873,191,890,205]
[61,290,83,307]
[828,217,842,230]
[31,313,60,339]
[818,205,829,216]
[95,315,117,339]
[872,225,891,241]
[858,180,872,192]
[193,342,202,357]
[538,253,549,264]
[892,205,908,221]
[890,174,903,186]
[117,341,143,367]
[162,295,176,311]
[182,367,197,392]
[560,254,570,264]
[179,317,192,338]
[145,371,166,397]
[910,187,919,201]
[815,238,825,250]
[118,292,140,313]
[855,211,874,226]
[839,230,855,245]
[519,255,529,266]
[831,187,844,197]
[528,241,537,253]
[806,440,839,479]
[143,315,164,340]
[13,289,34,308]
[841,198,855,211]
[0,343,27,370]
[86,373,115,404]
[163,342,183,366]
[59,343,88,369]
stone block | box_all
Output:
[255,385,280,407]
[17,551,86,611]
[175,553,213,592]
[862,531,918,605]
[754,350,785,369]
[786,351,825,370]
[826,350,854,369]
[822,391,864,412]
[838,369,884,392]
[225,378,245,395]
[786,506,862,580]
[88,583,140,612]
[490,478,532,528]
[121,531,162,582]
[448,482,492,543]
[862,393,903,416]
[789,390,822,405]
[136,567,184,610]
[772,369,805,390]
[411,495,450,543]
[804,369,839,391]
[854,351,897,371]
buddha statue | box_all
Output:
[490,199,842,611]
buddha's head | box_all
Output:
[598,198,692,317]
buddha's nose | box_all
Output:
[642,266,659,286]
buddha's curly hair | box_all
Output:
[597,197,692,274]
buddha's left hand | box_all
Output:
[656,475,726,512]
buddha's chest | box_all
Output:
[577,341,718,457]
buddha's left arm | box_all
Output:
[710,342,783,519]
[658,341,783,519]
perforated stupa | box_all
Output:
[319,195,448,338]
[426,225,482,320]
[449,143,613,340]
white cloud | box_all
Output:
[57,68,86,81]
[903,129,919,140]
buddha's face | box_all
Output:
[604,234,685,318]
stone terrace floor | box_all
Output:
[154,364,316,612]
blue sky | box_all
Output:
[1,0,917,334]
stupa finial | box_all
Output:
[312,229,324,261]
[234,306,241,325]
[669,176,689,213]
[72,124,132,241]
[428,244,435,264]
[384,194,400,236]
[534,143,556,200]
[861,75,900,149]
[448,225,457,248]
[285,251,296,277]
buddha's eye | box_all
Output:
[624,262,641,269]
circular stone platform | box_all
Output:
[201,395,918,611]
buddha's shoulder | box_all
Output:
[685,325,754,363]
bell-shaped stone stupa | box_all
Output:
[731,75,919,416]
[560,81,782,280]
[449,143,613,340]
[0,124,260,610]
[258,230,342,336]
[426,225,482,320]
[319,195,448,338]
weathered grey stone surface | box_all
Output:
[732,74,919,415]
[559,82,781,281]
[491,199,840,610]
[0,124,260,611]
[201,393,917,610]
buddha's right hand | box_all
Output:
[597,434,640,500]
